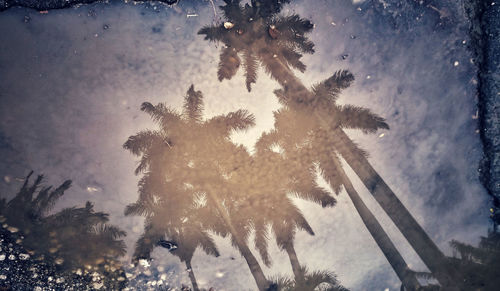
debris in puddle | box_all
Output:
[268,25,280,39]
[156,240,178,251]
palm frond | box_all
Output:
[254,219,271,267]
[273,15,315,54]
[209,109,256,134]
[255,129,281,154]
[124,201,151,217]
[282,201,314,236]
[337,105,389,133]
[311,70,354,100]
[291,176,336,207]
[197,25,226,42]
[313,138,344,194]
[273,88,290,106]
[268,274,294,290]
[140,102,181,129]
[123,130,164,156]
[183,85,204,122]
[218,47,241,81]
[197,230,220,258]
[243,49,259,92]
[94,223,127,239]
[135,154,151,175]
[269,267,348,291]
[31,186,52,217]
[281,48,306,73]
[37,179,72,216]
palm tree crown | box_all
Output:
[123,85,279,290]
[199,0,314,91]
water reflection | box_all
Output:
[0,0,494,290]
[0,172,127,289]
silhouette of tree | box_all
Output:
[125,193,220,291]
[199,0,312,92]
[255,71,422,289]
[227,146,332,281]
[123,85,272,290]
[442,232,500,290]
[199,1,458,288]
[0,171,127,289]
[268,267,348,291]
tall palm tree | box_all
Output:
[0,172,128,289]
[199,1,457,288]
[255,73,420,289]
[123,85,271,290]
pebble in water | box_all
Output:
[19,253,29,260]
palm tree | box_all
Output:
[125,189,220,291]
[198,0,312,92]
[268,266,349,291]
[255,72,421,289]
[229,148,332,281]
[0,171,128,289]
[123,85,271,290]
[199,1,457,288]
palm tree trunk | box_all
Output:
[332,155,420,290]
[185,260,200,291]
[331,128,459,289]
[261,52,458,289]
[283,243,303,282]
[205,191,269,291]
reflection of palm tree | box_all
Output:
[125,194,219,291]
[199,0,312,92]
[255,72,419,289]
[269,266,348,291]
[234,139,340,281]
[199,1,456,288]
[123,85,270,290]
[441,233,500,290]
[0,172,127,288]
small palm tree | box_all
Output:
[124,85,272,290]
[0,172,127,288]
[268,267,348,291]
